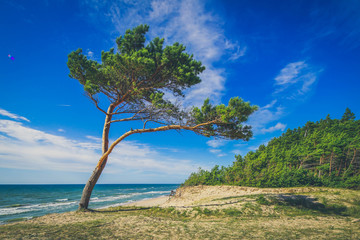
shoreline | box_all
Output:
[0,184,179,224]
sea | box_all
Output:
[0,184,179,225]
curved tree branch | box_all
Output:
[96,120,217,169]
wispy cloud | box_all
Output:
[82,0,246,105]
[86,135,102,142]
[306,0,360,50]
[274,61,322,98]
[248,103,284,134]
[225,40,247,61]
[206,139,227,148]
[209,149,221,154]
[275,61,306,87]
[208,148,227,157]
[207,139,229,157]
[0,108,30,122]
[248,60,321,135]
[149,0,176,20]
[217,153,227,157]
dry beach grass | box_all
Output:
[1,186,360,239]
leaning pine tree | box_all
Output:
[67,25,258,210]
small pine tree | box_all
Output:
[342,108,356,121]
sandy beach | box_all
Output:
[125,195,170,207]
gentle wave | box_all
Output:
[144,191,170,194]
[0,201,77,216]
[0,207,33,216]
[90,193,142,203]
[56,198,68,202]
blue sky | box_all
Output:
[1,0,359,184]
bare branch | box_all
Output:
[99,88,117,101]
[109,117,144,124]
[143,119,151,129]
[109,107,148,124]
[88,94,108,115]
[143,119,167,129]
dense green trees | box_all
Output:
[67,25,257,210]
[183,109,360,189]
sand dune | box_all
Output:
[126,185,337,208]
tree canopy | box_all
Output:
[67,24,258,209]
[68,24,257,141]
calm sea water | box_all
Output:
[0,184,179,224]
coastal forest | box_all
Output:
[183,108,360,189]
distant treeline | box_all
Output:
[183,108,360,189]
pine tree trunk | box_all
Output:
[78,160,108,209]
[329,152,333,176]
[339,148,350,176]
[79,105,114,210]
[343,149,357,177]
[319,156,323,178]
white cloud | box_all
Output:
[206,139,227,148]
[0,108,30,122]
[87,50,94,58]
[185,67,226,105]
[0,120,99,172]
[150,0,236,104]
[86,135,102,142]
[0,118,203,179]
[217,153,227,157]
[248,103,284,134]
[209,149,221,154]
[149,0,175,20]
[207,139,229,157]
[58,129,65,132]
[261,122,286,133]
[208,148,227,157]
